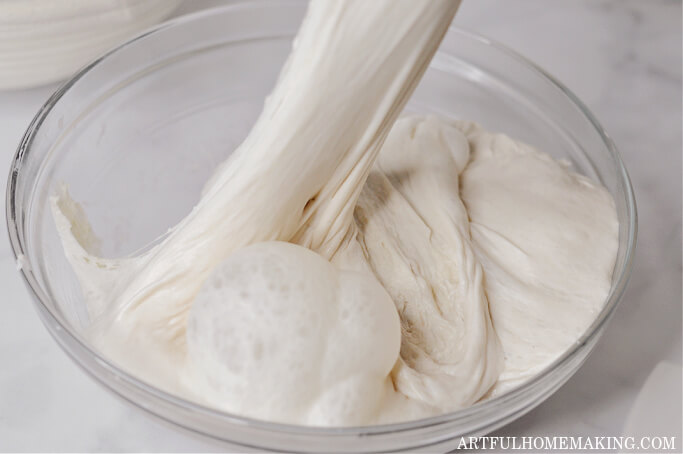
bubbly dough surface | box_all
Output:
[185,241,400,425]
[51,0,618,426]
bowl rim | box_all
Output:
[5,0,637,438]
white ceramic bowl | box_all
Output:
[0,0,182,90]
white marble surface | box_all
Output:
[0,0,680,452]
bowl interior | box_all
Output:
[8,0,635,450]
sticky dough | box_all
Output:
[185,241,400,426]
[51,0,618,426]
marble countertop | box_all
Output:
[0,0,680,451]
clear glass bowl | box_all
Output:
[6,1,636,452]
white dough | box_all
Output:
[458,125,619,392]
[50,0,618,427]
[352,116,502,410]
[185,241,400,425]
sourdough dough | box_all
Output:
[51,0,618,426]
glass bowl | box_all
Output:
[6,1,637,452]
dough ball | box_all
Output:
[186,241,400,425]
